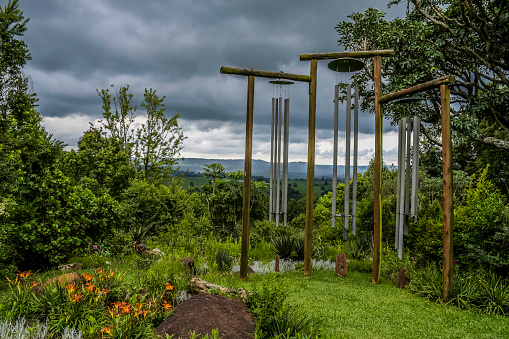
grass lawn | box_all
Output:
[209,270,509,338]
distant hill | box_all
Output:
[175,158,368,179]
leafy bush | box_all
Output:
[215,248,232,272]
[0,170,120,269]
[454,167,509,275]
[247,275,318,338]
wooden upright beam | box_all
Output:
[220,66,311,82]
[303,59,317,276]
[441,84,454,301]
[240,76,255,280]
[379,75,456,104]
[300,50,395,61]
[372,55,383,284]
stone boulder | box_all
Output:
[189,278,251,301]
[57,262,82,271]
[35,272,82,298]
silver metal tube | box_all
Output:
[404,118,411,235]
[332,85,339,228]
[395,119,402,249]
[344,83,351,241]
[273,98,279,223]
[283,98,290,227]
[352,86,359,236]
[411,116,420,223]
[269,98,275,221]
[398,118,407,259]
[276,97,282,227]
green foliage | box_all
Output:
[202,175,267,239]
[135,88,185,182]
[454,167,509,274]
[215,248,232,272]
[271,234,295,260]
[0,170,120,269]
[62,127,136,198]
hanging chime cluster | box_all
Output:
[329,58,364,240]
[394,97,422,259]
[269,80,293,227]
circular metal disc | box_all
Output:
[393,96,426,104]
[268,80,294,85]
[327,58,365,73]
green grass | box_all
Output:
[211,270,509,338]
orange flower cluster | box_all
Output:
[162,300,174,311]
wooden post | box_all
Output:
[372,55,382,284]
[441,84,454,301]
[304,59,317,276]
[240,76,255,279]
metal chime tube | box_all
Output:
[344,83,351,240]
[404,119,412,235]
[411,116,420,223]
[269,98,275,221]
[352,86,359,236]
[395,119,402,249]
[283,98,290,227]
[398,118,407,259]
[273,99,279,223]
[276,96,282,227]
[332,85,339,228]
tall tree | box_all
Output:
[202,163,226,193]
[135,88,185,182]
[96,84,137,151]
[0,0,62,197]
[336,1,509,188]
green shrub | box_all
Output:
[0,170,120,269]
[247,275,318,338]
[215,248,232,272]
[454,167,509,275]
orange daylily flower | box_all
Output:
[71,294,83,302]
[31,281,41,288]
[162,300,174,311]
[85,282,95,292]
[16,271,33,278]
[66,284,76,293]
[165,282,174,291]
[82,273,93,281]
[97,268,104,274]
[100,326,112,334]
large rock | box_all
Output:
[335,253,347,277]
[35,272,82,298]
[57,262,82,271]
[189,278,251,301]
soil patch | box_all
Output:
[155,293,255,339]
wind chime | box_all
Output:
[394,97,422,259]
[328,58,364,240]
[269,80,293,227]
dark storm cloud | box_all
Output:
[17,0,406,163]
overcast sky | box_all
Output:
[19,0,407,166]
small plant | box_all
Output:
[1,271,41,320]
[215,248,232,272]
[271,234,295,260]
